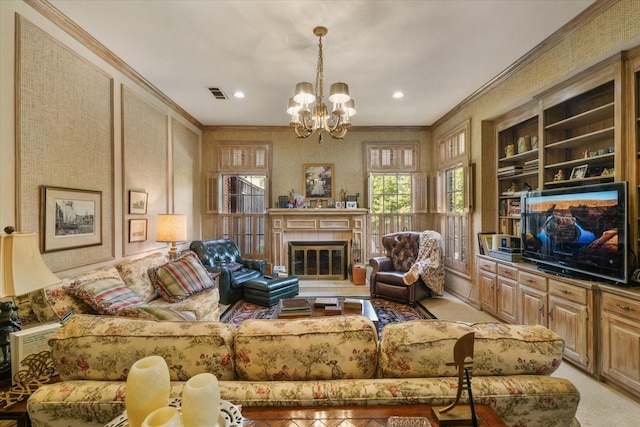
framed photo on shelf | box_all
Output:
[346,201,357,209]
[129,190,148,214]
[570,164,588,180]
[41,186,102,252]
[129,219,147,242]
[304,164,334,200]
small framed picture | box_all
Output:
[129,190,148,214]
[346,201,357,209]
[335,201,343,209]
[570,164,588,180]
[129,219,147,242]
[326,199,335,208]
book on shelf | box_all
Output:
[343,298,363,309]
[279,298,311,312]
[314,297,339,307]
[10,322,61,385]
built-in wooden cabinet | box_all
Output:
[477,257,518,323]
[542,81,616,188]
[600,289,640,397]
[548,279,595,373]
[518,270,548,326]
[477,257,497,314]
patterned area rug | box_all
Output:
[220,297,436,329]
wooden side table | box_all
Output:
[0,377,30,427]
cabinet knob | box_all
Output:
[539,305,545,315]
[560,289,572,295]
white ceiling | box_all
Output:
[49,0,596,127]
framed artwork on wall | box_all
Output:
[41,186,102,252]
[304,164,334,200]
[129,219,148,242]
[129,190,148,214]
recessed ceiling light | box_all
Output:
[233,91,245,99]
[392,91,404,99]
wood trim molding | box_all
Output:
[25,0,202,129]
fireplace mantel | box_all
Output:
[268,208,367,271]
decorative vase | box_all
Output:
[125,356,171,427]
[181,373,221,427]
[142,407,182,427]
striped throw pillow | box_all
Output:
[73,278,145,315]
[151,254,215,302]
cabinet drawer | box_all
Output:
[602,292,640,322]
[519,271,547,291]
[477,258,497,274]
[497,264,518,280]
[549,279,587,304]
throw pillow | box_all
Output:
[72,278,146,315]
[117,306,197,322]
[151,253,215,303]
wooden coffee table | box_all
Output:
[273,298,379,330]
[241,404,507,426]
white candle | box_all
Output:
[125,356,171,427]
[142,407,182,427]
[181,373,221,427]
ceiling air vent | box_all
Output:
[208,87,227,100]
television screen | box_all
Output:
[521,182,628,284]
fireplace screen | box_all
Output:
[289,241,347,280]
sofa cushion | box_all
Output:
[147,287,220,322]
[116,252,168,301]
[150,253,215,302]
[50,314,236,381]
[234,315,378,381]
[72,278,146,315]
[378,320,565,379]
[28,265,121,322]
[116,306,197,321]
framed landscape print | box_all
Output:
[129,219,148,242]
[304,164,333,200]
[129,190,148,214]
[41,186,102,252]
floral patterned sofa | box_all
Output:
[27,314,580,427]
[26,251,220,324]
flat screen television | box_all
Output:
[520,181,628,284]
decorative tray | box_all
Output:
[104,398,242,427]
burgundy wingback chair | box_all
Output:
[369,231,434,304]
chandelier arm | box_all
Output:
[328,124,349,139]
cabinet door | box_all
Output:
[549,295,590,370]
[496,277,518,324]
[478,270,497,314]
[519,284,547,326]
[601,310,640,395]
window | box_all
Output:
[436,121,471,274]
[219,175,267,257]
[368,173,414,256]
[221,175,266,214]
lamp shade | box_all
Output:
[156,214,187,243]
[0,232,59,298]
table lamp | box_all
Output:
[156,214,187,260]
[0,231,60,375]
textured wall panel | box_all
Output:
[17,16,114,271]
[122,86,168,256]
[172,119,200,240]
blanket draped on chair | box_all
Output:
[402,230,444,296]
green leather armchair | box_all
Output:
[190,238,266,305]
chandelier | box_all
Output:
[287,26,356,143]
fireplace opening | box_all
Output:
[288,241,347,280]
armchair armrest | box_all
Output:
[239,258,267,274]
[370,257,393,273]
